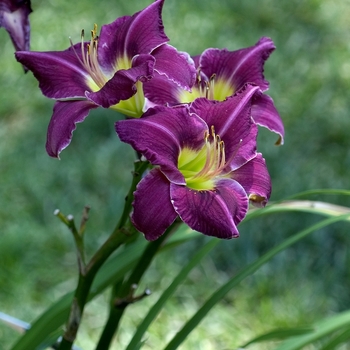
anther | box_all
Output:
[205,81,210,99]
[210,125,216,137]
[196,68,202,83]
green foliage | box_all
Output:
[240,327,314,348]
[1,0,350,349]
[164,214,350,350]
[274,310,350,350]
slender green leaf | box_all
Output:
[126,239,219,350]
[320,327,350,350]
[162,224,201,249]
[246,200,350,222]
[37,329,63,350]
[11,225,198,350]
[164,213,350,350]
[11,239,146,350]
[240,327,314,347]
[286,188,350,199]
[274,309,350,350]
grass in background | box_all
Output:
[1,0,350,348]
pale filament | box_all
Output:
[193,125,226,180]
[198,73,216,100]
[70,24,107,89]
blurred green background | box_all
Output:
[1,0,350,349]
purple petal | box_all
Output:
[170,179,249,239]
[116,105,207,185]
[143,71,184,106]
[190,84,259,169]
[132,168,177,241]
[231,153,271,207]
[191,54,200,68]
[96,15,129,74]
[86,54,155,108]
[199,37,275,92]
[0,0,32,52]
[46,100,97,158]
[252,92,284,145]
[97,0,168,71]
[15,50,90,99]
[152,44,196,90]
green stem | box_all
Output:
[55,210,86,274]
[58,160,149,350]
[58,228,131,350]
[114,160,149,232]
[95,223,178,350]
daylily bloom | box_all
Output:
[116,84,271,240]
[144,37,284,145]
[0,0,32,70]
[15,0,195,158]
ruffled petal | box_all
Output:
[116,104,207,185]
[97,0,168,72]
[143,71,184,106]
[252,92,285,145]
[170,179,248,238]
[152,44,196,90]
[190,84,259,170]
[15,50,90,99]
[231,153,271,207]
[199,37,275,92]
[86,54,155,108]
[46,100,97,158]
[0,0,32,52]
[132,168,177,241]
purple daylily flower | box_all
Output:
[0,0,32,70]
[144,37,284,145]
[15,0,195,158]
[116,84,271,240]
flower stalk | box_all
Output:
[95,222,178,350]
[57,160,149,350]
[54,209,87,273]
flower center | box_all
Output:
[178,125,227,190]
[178,70,235,103]
[110,80,145,118]
[71,25,143,117]
[70,24,109,92]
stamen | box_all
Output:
[197,68,202,84]
[70,24,108,91]
[219,142,225,168]
[178,124,235,190]
[192,125,226,181]
[205,81,210,99]
[208,74,216,100]
[196,73,216,100]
